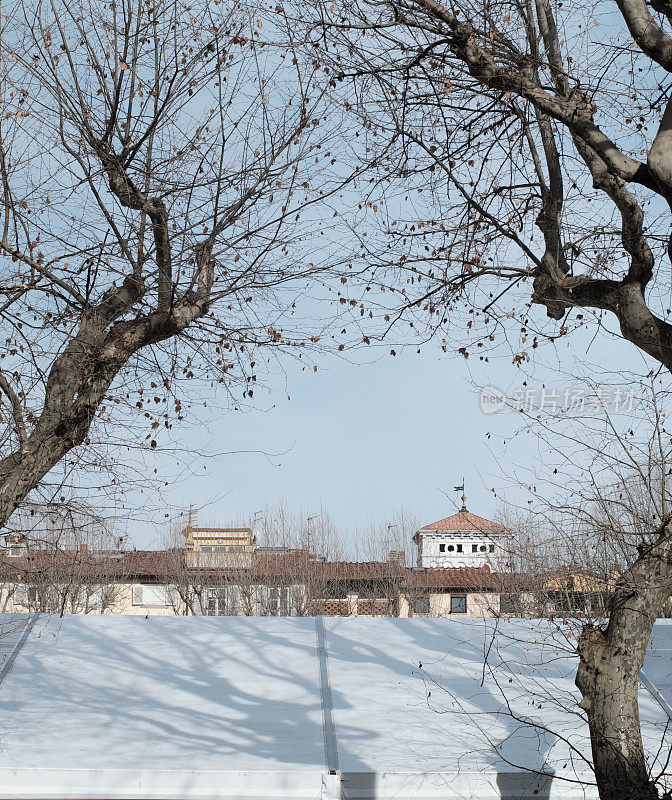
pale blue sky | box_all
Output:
[131,318,652,551]
[94,2,666,553]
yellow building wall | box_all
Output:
[400,592,500,618]
[429,592,500,617]
[467,592,500,616]
[1,582,187,616]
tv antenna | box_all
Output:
[306,514,319,553]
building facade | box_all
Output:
[0,545,502,618]
[413,508,511,569]
[183,526,256,569]
[1,507,581,619]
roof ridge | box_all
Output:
[418,510,506,532]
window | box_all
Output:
[144,586,168,607]
[132,585,172,607]
[257,586,291,616]
[413,597,430,615]
[499,593,516,614]
[269,587,287,616]
[447,545,454,552]
[489,544,495,553]
[479,545,487,552]
[439,543,446,553]
[450,595,467,614]
[14,585,34,607]
[472,544,478,553]
[456,544,463,553]
[206,586,242,616]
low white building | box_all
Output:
[413,506,510,569]
[0,614,668,799]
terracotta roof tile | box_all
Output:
[406,565,497,590]
[0,549,180,580]
[418,510,506,533]
[0,547,503,592]
[254,550,312,578]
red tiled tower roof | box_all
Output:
[418,510,506,533]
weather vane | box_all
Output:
[453,478,467,512]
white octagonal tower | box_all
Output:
[413,506,509,569]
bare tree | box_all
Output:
[355,505,420,565]
[0,0,347,527]
[490,506,614,620]
[2,507,129,614]
[253,499,348,560]
[303,1,672,796]
[486,375,672,797]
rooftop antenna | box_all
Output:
[385,523,400,561]
[385,522,398,550]
[307,514,318,554]
[453,479,467,512]
[251,511,263,546]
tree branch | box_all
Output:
[406,0,659,192]
[96,149,172,311]
[615,0,672,72]
[0,371,27,451]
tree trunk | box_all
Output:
[576,522,672,800]
[0,295,211,527]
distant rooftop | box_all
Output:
[181,526,254,537]
[417,510,506,533]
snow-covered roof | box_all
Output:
[0,614,669,800]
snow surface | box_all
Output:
[0,614,668,800]
[643,620,672,717]
[326,617,668,798]
[0,615,334,800]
